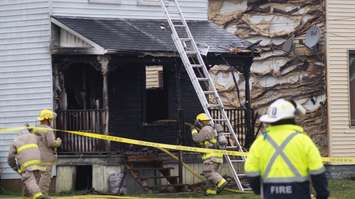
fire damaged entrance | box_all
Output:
[51,16,255,193]
[53,55,206,152]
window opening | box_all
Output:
[145,65,168,123]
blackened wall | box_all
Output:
[166,64,203,123]
[108,62,202,147]
[109,64,145,142]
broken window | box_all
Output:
[145,66,168,123]
[349,51,355,126]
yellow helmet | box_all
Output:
[196,113,210,121]
[38,109,57,121]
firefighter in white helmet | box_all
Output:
[32,109,62,196]
[245,98,329,199]
[191,113,228,195]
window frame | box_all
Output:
[348,50,355,126]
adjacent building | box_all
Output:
[327,0,355,157]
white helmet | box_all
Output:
[260,98,297,123]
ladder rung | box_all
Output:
[186,50,197,54]
[203,91,215,94]
[207,104,222,108]
[180,38,192,42]
[197,77,209,81]
[162,0,245,191]
[172,19,183,23]
[231,159,245,163]
[191,64,202,68]
[174,24,186,28]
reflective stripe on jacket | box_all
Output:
[7,131,43,173]
[244,124,325,198]
[191,125,222,162]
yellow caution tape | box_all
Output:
[0,127,26,132]
[57,195,155,199]
[2,126,355,164]
[322,157,355,164]
[49,128,248,157]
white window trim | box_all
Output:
[137,0,160,6]
[88,0,121,4]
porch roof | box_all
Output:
[51,16,251,55]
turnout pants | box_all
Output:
[39,164,53,195]
[202,158,223,185]
[22,170,41,198]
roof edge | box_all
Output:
[51,17,107,55]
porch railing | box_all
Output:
[209,108,256,148]
[56,109,107,154]
[55,108,256,154]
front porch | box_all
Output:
[50,16,255,193]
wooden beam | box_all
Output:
[97,55,111,152]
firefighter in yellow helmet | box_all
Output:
[8,128,49,199]
[32,109,62,196]
[245,98,329,199]
[191,113,228,195]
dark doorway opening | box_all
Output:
[75,165,92,191]
[64,64,103,110]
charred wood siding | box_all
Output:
[167,65,203,123]
[109,64,145,148]
[107,64,203,146]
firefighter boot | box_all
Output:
[216,178,228,194]
[205,188,217,196]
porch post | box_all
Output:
[97,55,111,152]
[243,57,254,149]
[175,62,184,185]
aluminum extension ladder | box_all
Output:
[159,0,249,192]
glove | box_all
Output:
[55,138,62,146]
[25,123,33,133]
[218,134,228,147]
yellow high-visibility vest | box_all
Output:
[245,124,325,183]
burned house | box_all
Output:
[0,0,254,193]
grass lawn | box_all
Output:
[1,180,354,199]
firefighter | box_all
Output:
[32,109,62,196]
[191,113,228,195]
[7,128,48,199]
[245,98,329,199]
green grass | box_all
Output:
[1,180,355,199]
